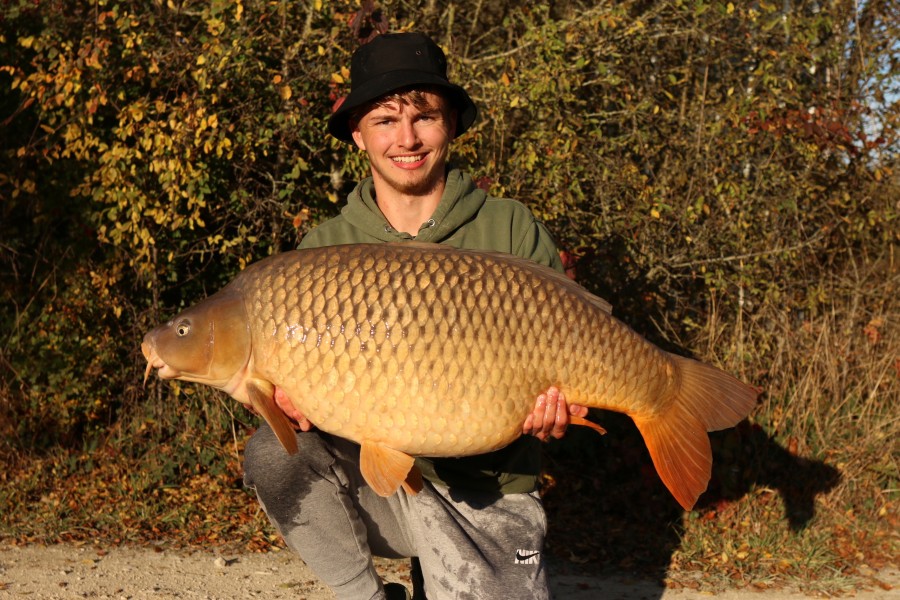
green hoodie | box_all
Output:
[299,168,564,494]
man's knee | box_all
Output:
[243,425,336,499]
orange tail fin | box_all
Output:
[632,354,758,510]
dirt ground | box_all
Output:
[0,544,897,600]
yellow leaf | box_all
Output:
[19,36,34,48]
[727,2,735,14]
[331,72,344,84]
[280,85,292,100]
[196,55,206,66]
[651,208,660,218]
[500,72,510,87]
[625,20,645,35]
[273,74,282,84]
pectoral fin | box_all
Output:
[360,441,417,497]
[569,415,607,436]
[246,380,299,455]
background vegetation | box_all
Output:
[1,0,897,593]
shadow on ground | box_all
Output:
[541,415,842,590]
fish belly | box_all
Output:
[242,243,671,457]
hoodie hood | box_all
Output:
[339,168,487,243]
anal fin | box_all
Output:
[360,441,416,497]
[569,415,607,436]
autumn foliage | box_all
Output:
[1,0,897,590]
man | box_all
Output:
[243,32,587,600]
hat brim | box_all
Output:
[327,70,477,143]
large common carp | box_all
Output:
[142,242,758,509]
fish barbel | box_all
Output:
[141,242,758,508]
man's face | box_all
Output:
[351,91,457,197]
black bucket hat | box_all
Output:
[327,32,477,143]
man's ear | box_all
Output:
[351,123,366,150]
[448,108,459,141]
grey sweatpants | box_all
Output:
[243,424,550,600]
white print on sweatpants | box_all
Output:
[514,549,541,565]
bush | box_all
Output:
[1,0,897,586]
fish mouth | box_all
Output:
[141,341,176,385]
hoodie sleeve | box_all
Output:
[510,206,565,274]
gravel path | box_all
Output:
[1,544,897,599]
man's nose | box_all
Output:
[398,119,420,147]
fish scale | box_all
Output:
[142,242,758,508]
[250,246,561,452]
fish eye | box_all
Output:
[176,321,191,336]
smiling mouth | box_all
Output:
[391,154,426,164]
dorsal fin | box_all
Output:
[382,242,613,315]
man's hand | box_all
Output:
[265,385,585,439]
[274,386,314,432]
[522,386,588,441]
